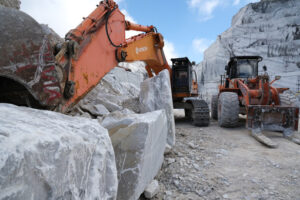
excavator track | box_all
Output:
[190,99,210,127]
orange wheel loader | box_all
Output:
[0,0,209,126]
[211,56,300,148]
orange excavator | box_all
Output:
[0,0,209,126]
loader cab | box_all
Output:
[171,57,193,97]
[226,56,262,79]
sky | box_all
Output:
[21,0,259,64]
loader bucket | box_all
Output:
[246,105,299,147]
[0,6,63,108]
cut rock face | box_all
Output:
[80,103,110,116]
[139,69,175,147]
[101,110,168,200]
[0,0,21,9]
[197,0,300,101]
[0,104,118,200]
[73,65,147,117]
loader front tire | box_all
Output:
[211,95,218,120]
[218,92,239,127]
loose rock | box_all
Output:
[0,104,118,200]
[80,103,110,116]
[101,110,168,200]
[144,180,160,199]
[139,69,176,147]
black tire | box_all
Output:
[185,109,192,119]
[279,90,298,107]
[218,92,239,127]
[191,99,210,127]
[211,95,218,120]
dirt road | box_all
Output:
[145,110,300,200]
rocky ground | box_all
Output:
[141,110,300,200]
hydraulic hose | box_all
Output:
[105,6,122,48]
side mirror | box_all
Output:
[270,75,282,85]
[192,61,196,66]
[275,75,281,80]
[225,65,228,71]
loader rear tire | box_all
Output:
[218,92,239,127]
[279,90,298,107]
[211,95,218,120]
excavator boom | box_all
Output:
[116,32,171,77]
[58,1,126,111]
[0,0,171,112]
[0,0,210,126]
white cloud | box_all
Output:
[192,38,213,55]
[114,0,123,4]
[121,9,137,24]
[164,40,179,64]
[120,9,143,39]
[188,0,260,20]
[187,0,221,21]
[21,0,103,37]
[233,0,240,5]
[204,0,220,15]
[246,0,260,3]
[21,0,144,39]
[233,0,259,6]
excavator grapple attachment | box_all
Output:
[247,105,299,147]
[0,7,63,108]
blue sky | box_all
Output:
[21,0,258,63]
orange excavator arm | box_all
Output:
[116,30,171,78]
[56,0,126,111]
[56,0,171,112]
[0,0,171,112]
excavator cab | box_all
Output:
[171,57,210,127]
[171,57,193,96]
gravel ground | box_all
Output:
[141,110,300,200]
